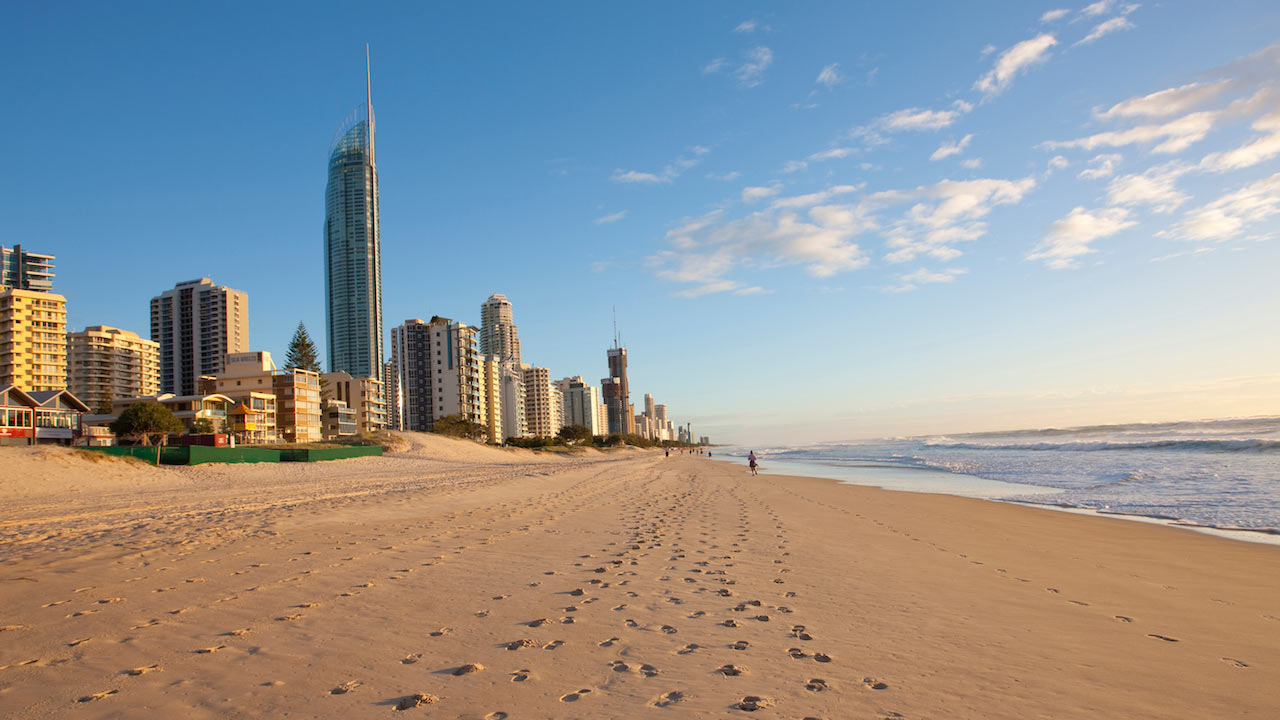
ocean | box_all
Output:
[725,417,1280,541]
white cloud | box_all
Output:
[733,20,757,34]
[1199,107,1280,171]
[961,157,984,169]
[1042,110,1218,154]
[881,177,1036,263]
[889,267,968,292]
[975,34,1057,97]
[1106,163,1191,213]
[736,46,773,87]
[816,63,842,88]
[1081,0,1115,16]
[702,57,726,75]
[1077,153,1123,179]
[1028,206,1136,268]
[707,171,741,181]
[1163,172,1280,242]
[980,43,998,57]
[593,210,627,225]
[1076,16,1135,46]
[742,184,782,203]
[611,146,710,185]
[1047,155,1070,171]
[1095,81,1233,119]
[782,147,857,173]
[930,134,974,161]
[1041,8,1069,22]
[770,185,861,210]
[881,107,962,131]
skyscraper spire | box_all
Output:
[365,43,375,163]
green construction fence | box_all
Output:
[84,444,381,465]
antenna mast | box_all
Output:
[365,44,375,162]
[612,307,619,349]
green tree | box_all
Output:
[190,417,216,435]
[285,322,321,372]
[433,414,487,440]
[109,401,184,465]
[93,397,114,415]
[557,424,592,445]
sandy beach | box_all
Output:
[1,434,1277,719]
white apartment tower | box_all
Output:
[499,362,527,440]
[150,278,248,396]
[479,293,521,363]
[67,326,160,410]
[521,364,559,438]
[555,376,604,436]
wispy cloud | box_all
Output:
[736,46,774,87]
[1199,106,1280,172]
[782,147,857,173]
[1077,153,1123,179]
[877,104,967,132]
[961,157,984,169]
[975,34,1057,97]
[931,134,974,161]
[593,210,627,225]
[733,19,757,34]
[1041,8,1069,23]
[702,57,727,74]
[816,63,842,88]
[889,267,968,292]
[1080,0,1116,17]
[1095,81,1232,120]
[1161,172,1280,243]
[706,171,741,182]
[742,183,782,203]
[1046,155,1070,172]
[1028,206,1136,268]
[1106,163,1190,213]
[611,146,711,185]
[1042,110,1219,154]
[1076,15,1135,46]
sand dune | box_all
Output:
[0,439,1276,718]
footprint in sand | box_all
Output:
[639,664,659,678]
[276,614,302,622]
[97,597,125,605]
[1147,634,1179,642]
[736,695,773,711]
[330,680,362,694]
[194,646,226,654]
[660,625,678,634]
[559,688,592,703]
[788,647,808,660]
[510,669,531,682]
[77,690,119,702]
[67,638,91,648]
[42,600,69,608]
[543,640,565,650]
[598,637,619,648]
[731,640,750,651]
[125,664,161,676]
[716,664,745,676]
[527,618,551,627]
[222,628,252,637]
[1115,615,1133,623]
[395,693,439,710]
[610,660,632,673]
[651,690,685,707]
[485,713,508,720]
[813,653,832,663]
[862,677,888,690]
[401,654,422,664]
[430,628,452,637]
[805,678,828,692]
[452,663,485,676]
[1222,657,1249,668]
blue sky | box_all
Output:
[5,2,1280,444]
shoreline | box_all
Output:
[734,455,1280,546]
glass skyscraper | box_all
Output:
[324,49,384,379]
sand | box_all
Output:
[1,435,1277,718]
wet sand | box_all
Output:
[1,436,1277,718]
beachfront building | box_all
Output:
[479,293,521,363]
[322,399,358,439]
[555,376,604,436]
[322,371,387,433]
[388,317,482,432]
[150,278,248,397]
[603,344,634,435]
[498,362,527,440]
[0,289,67,393]
[0,245,55,292]
[84,392,234,436]
[67,326,160,411]
[520,364,559,438]
[478,354,503,443]
[198,351,320,443]
[325,52,384,380]
[0,385,89,446]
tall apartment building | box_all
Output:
[0,245,55,292]
[150,278,248,396]
[520,365,559,438]
[479,293,521,362]
[555,376,604,436]
[478,354,503,443]
[67,326,160,410]
[322,371,387,433]
[498,362,527,440]
[198,351,321,443]
[603,344,634,434]
[388,317,481,432]
[325,49,384,379]
[0,289,67,392]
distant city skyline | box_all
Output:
[7,3,1280,445]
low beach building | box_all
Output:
[322,399,357,439]
[198,352,320,443]
[321,371,387,434]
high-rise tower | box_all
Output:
[479,293,521,363]
[325,45,384,379]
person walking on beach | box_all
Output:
[747,451,758,476]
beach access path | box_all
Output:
[1,435,1277,718]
